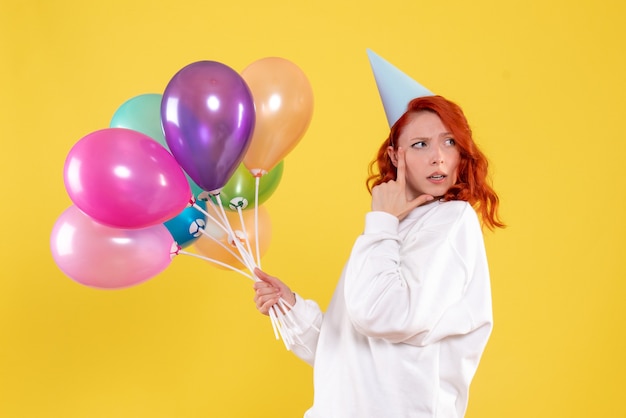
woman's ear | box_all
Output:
[387,146,398,167]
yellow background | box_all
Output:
[1,0,625,416]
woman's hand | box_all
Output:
[372,147,433,221]
[253,268,296,316]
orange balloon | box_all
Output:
[193,204,271,270]
[241,57,314,175]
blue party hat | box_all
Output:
[367,49,434,127]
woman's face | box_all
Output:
[388,111,461,200]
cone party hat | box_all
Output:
[367,49,435,128]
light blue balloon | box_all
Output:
[164,200,207,248]
[110,93,166,144]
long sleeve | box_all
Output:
[281,294,324,365]
[343,201,492,347]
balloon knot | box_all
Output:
[170,242,182,259]
[197,191,211,201]
[249,168,267,177]
[228,197,248,211]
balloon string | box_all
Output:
[197,228,247,267]
[192,195,289,346]
[192,202,230,236]
[206,200,256,267]
[255,176,261,268]
[192,200,255,270]
[267,306,281,341]
[235,207,256,268]
[196,198,256,272]
[269,306,292,349]
[182,242,285,342]
[213,194,257,273]
[178,250,254,280]
[206,198,228,224]
[202,199,282,342]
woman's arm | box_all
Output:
[253,269,323,365]
[343,203,491,346]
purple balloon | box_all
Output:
[161,61,256,194]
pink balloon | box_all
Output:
[64,128,191,229]
[50,205,176,289]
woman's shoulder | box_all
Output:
[414,199,474,220]
[436,200,477,219]
[407,200,479,233]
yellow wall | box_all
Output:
[1,0,625,416]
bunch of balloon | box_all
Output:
[50,56,316,349]
[50,128,192,289]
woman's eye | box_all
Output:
[445,138,456,146]
[411,141,427,148]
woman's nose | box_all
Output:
[430,149,444,165]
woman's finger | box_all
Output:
[256,293,280,315]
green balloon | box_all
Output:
[211,161,284,211]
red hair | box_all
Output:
[366,95,505,230]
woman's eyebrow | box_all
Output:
[409,132,453,141]
[408,136,431,141]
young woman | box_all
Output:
[254,95,504,417]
